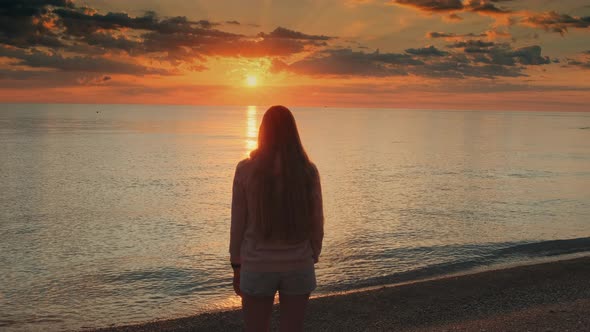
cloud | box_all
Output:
[271,40,551,79]
[508,45,551,65]
[430,29,513,41]
[138,27,326,59]
[523,11,590,35]
[82,31,142,54]
[428,31,486,39]
[446,41,550,65]
[563,52,590,70]
[271,49,419,77]
[466,0,512,14]
[0,1,335,78]
[566,59,590,69]
[0,0,568,89]
[394,0,464,12]
[392,0,513,14]
[393,1,590,35]
[0,45,171,75]
[405,45,448,56]
[448,39,496,49]
[0,0,74,48]
[258,27,333,41]
[51,9,331,60]
[54,9,223,36]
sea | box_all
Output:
[1,103,589,331]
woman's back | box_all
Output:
[229,156,323,272]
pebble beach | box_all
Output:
[90,256,590,332]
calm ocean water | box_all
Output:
[1,104,589,331]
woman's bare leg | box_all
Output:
[278,292,310,332]
[242,294,275,332]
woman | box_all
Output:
[229,105,324,332]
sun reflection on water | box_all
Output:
[210,294,243,311]
[246,105,257,155]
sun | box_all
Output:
[246,75,257,87]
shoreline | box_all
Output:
[313,251,590,298]
[90,254,590,332]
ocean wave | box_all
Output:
[321,237,590,292]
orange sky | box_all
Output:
[1,0,589,110]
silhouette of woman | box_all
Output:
[229,105,324,332]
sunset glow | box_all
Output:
[246,75,258,87]
[0,1,589,110]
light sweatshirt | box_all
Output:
[229,158,324,272]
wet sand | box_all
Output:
[91,256,590,332]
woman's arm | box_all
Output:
[229,162,247,265]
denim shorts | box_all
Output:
[240,267,317,296]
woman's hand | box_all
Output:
[232,269,242,297]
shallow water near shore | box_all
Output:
[1,104,590,331]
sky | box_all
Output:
[0,0,589,110]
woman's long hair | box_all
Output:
[249,105,318,243]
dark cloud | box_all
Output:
[509,45,551,65]
[0,0,563,85]
[0,1,333,77]
[394,0,463,12]
[428,31,487,39]
[565,59,590,69]
[524,11,590,35]
[53,9,224,36]
[448,39,495,49]
[393,0,589,35]
[446,41,550,66]
[0,0,74,48]
[258,27,333,41]
[0,45,171,75]
[82,32,142,53]
[137,26,326,59]
[428,30,512,40]
[54,9,152,36]
[564,53,590,69]
[271,49,421,77]
[393,0,512,14]
[405,45,448,56]
[466,0,511,14]
[1,0,324,61]
[272,41,551,79]
[194,20,219,29]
